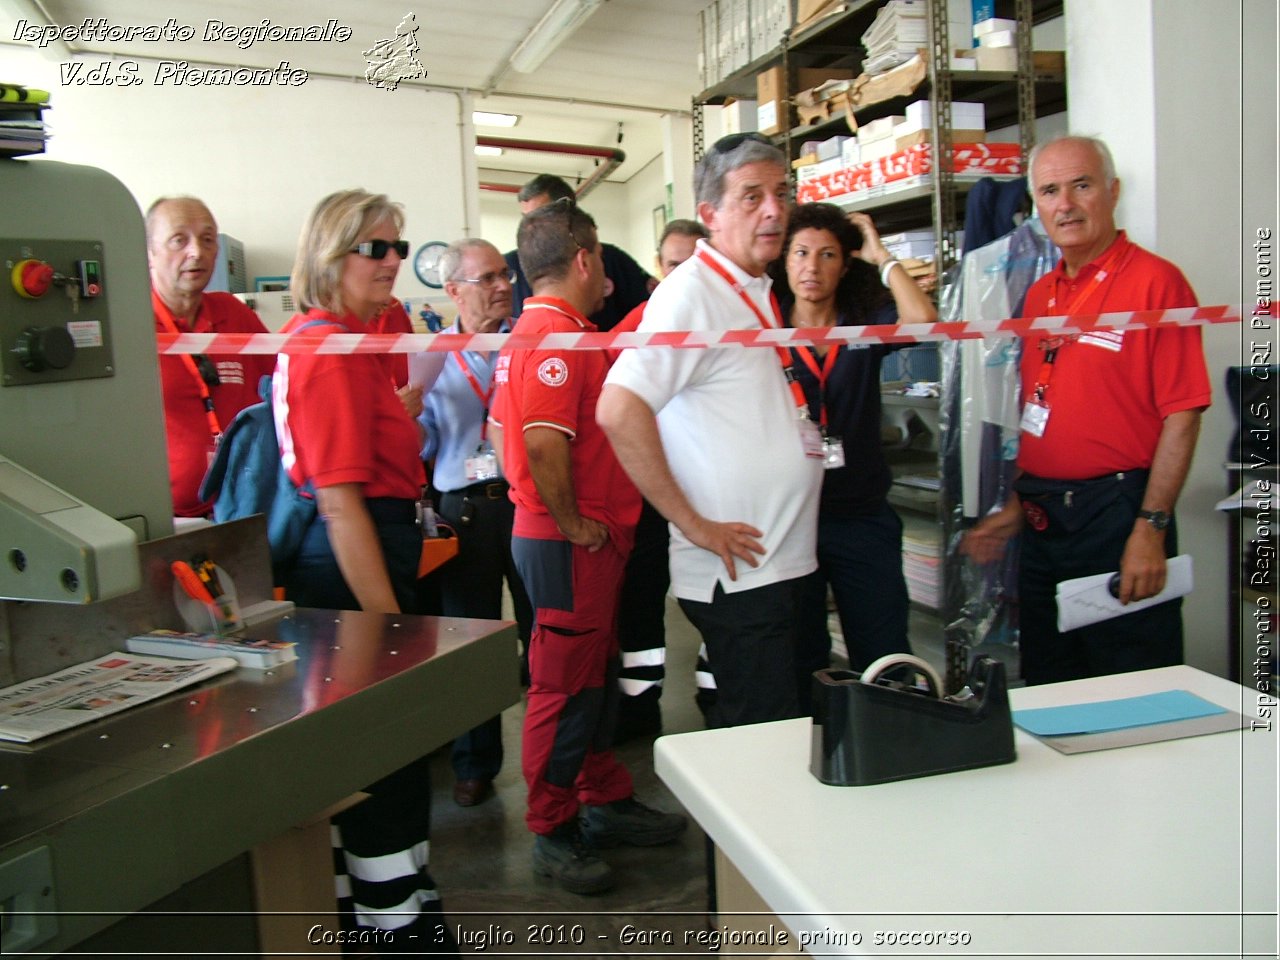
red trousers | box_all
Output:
[513,536,633,834]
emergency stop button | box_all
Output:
[11,258,55,298]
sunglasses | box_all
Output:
[712,132,774,154]
[349,239,409,260]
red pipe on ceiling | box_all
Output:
[475,135,626,201]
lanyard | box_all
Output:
[452,351,494,442]
[1032,240,1130,406]
[154,299,222,442]
[793,342,840,429]
[695,249,810,415]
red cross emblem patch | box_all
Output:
[537,357,568,387]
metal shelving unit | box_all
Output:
[693,0,1066,687]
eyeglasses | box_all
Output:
[711,132,774,154]
[547,198,590,253]
[453,269,517,288]
[349,239,409,260]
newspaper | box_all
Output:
[0,652,237,744]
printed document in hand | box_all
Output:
[1055,554,1193,632]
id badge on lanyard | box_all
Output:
[1021,244,1125,439]
[454,352,500,481]
[1020,402,1050,438]
[795,342,844,468]
[698,250,825,460]
[465,442,499,482]
[822,435,846,469]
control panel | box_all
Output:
[2,238,115,387]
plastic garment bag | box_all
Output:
[937,217,1059,683]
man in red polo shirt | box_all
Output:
[491,200,685,895]
[148,196,274,518]
[961,135,1210,685]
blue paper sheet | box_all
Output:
[1012,689,1227,737]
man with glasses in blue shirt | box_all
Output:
[420,239,534,808]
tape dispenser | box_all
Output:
[810,654,1016,786]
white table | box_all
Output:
[656,666,1278,959]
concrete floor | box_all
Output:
[427,598,711,955]
[426,598,954,956]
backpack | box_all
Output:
[198,318,339,569]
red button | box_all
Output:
[12,259,54,298]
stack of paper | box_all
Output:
[901,512,942,609]
[861,0,929,75]
[0,83,50,157]
[860,0,972,75]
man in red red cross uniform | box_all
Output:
[148,196,274,518]
[490,200,685,896]
[961,135,1210,685]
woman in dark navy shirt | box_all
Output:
[774,202,937,709]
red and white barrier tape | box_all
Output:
[157,304,1251,355]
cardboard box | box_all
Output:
[974,45,1017,71]
[840,138,861,168]
[979,29,1016,49]
[973,16,1017,37]
[904,99,986,129]
[816,135,852,161]
[751,0,788,62]
[895,128,986,150]
[796,157,844,182]
[795,0,844,31]
[794,142,821,163]
[856,114,906,144]
[796,98,841,126]
[859,137,901,163]
[1033,50,1067,76]
[756,65,857,135]
[971,0,995,23]
[721,98,758,134]
[879,141,1023,183]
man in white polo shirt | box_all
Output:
[597,133,824,728]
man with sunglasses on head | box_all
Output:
[505,173,656,329]
[491,201,685,896]
[598,133,824,730]
[419,239,534,809]
[148,196,274,519]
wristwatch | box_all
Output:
[1138,509,1171,530]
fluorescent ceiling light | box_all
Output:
[474,145,505,157]
[509,0,605,74]
[473,111,520,128]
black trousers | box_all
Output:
[678,578,805,728]
[615,499,671,714]
[1016,472,1183,686]
[437,484,533,781]
[283,499,457,954]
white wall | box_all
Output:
[0,44,471,313]
[477,175,665,279]
[474,111,695,272]
[1065,0,1277,678]
[619,151,670,273]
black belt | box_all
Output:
[445,480,509,501]
[1014,469,1148,498]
